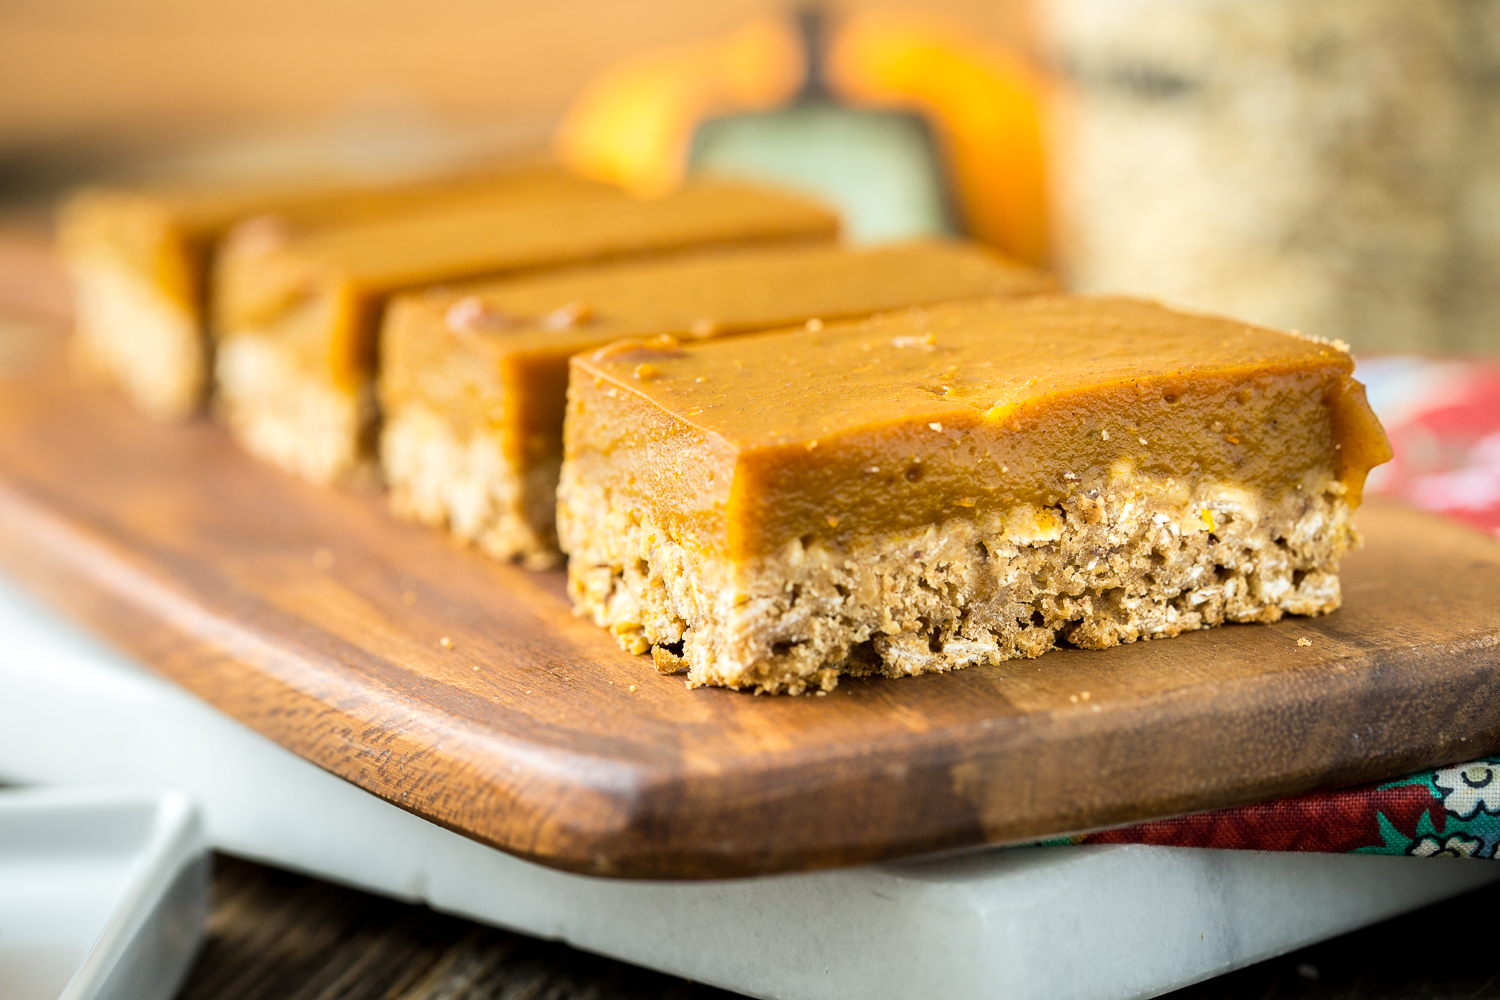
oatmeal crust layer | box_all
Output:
[561,462,1357,694]
[383,404,563,569]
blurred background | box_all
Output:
[0,0,1032,198]
[2,0,1499,355]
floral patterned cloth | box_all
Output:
[1047,758,1500,858]
[1052,357,1500,856]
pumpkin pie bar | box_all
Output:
[379,240,1053,568]
[56,165,600,419]
[214,180,837,485]
[558,295,1393,694]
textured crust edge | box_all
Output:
[561,465,1360,694]
[382,404,562,570]
[68,259,205,420]
[215,333,373,487]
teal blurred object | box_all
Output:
[686,10,954,245]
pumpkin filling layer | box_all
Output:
[59,166,598,420]
[212,180,838,484]
[378,239,1052,567]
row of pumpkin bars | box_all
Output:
[59,162,1386,695]
[59,163,1053,571]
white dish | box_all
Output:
[0,786,208,1000]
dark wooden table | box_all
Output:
[178,853,1500,1000]
[175,855,731,1000]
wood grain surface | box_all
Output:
[2,336,1500,879]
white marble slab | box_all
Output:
[0,573,1493,1000]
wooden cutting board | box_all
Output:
[2,328,1500,880]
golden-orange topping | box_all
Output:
[380,239,1053,470]
[568,296,1392,560]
